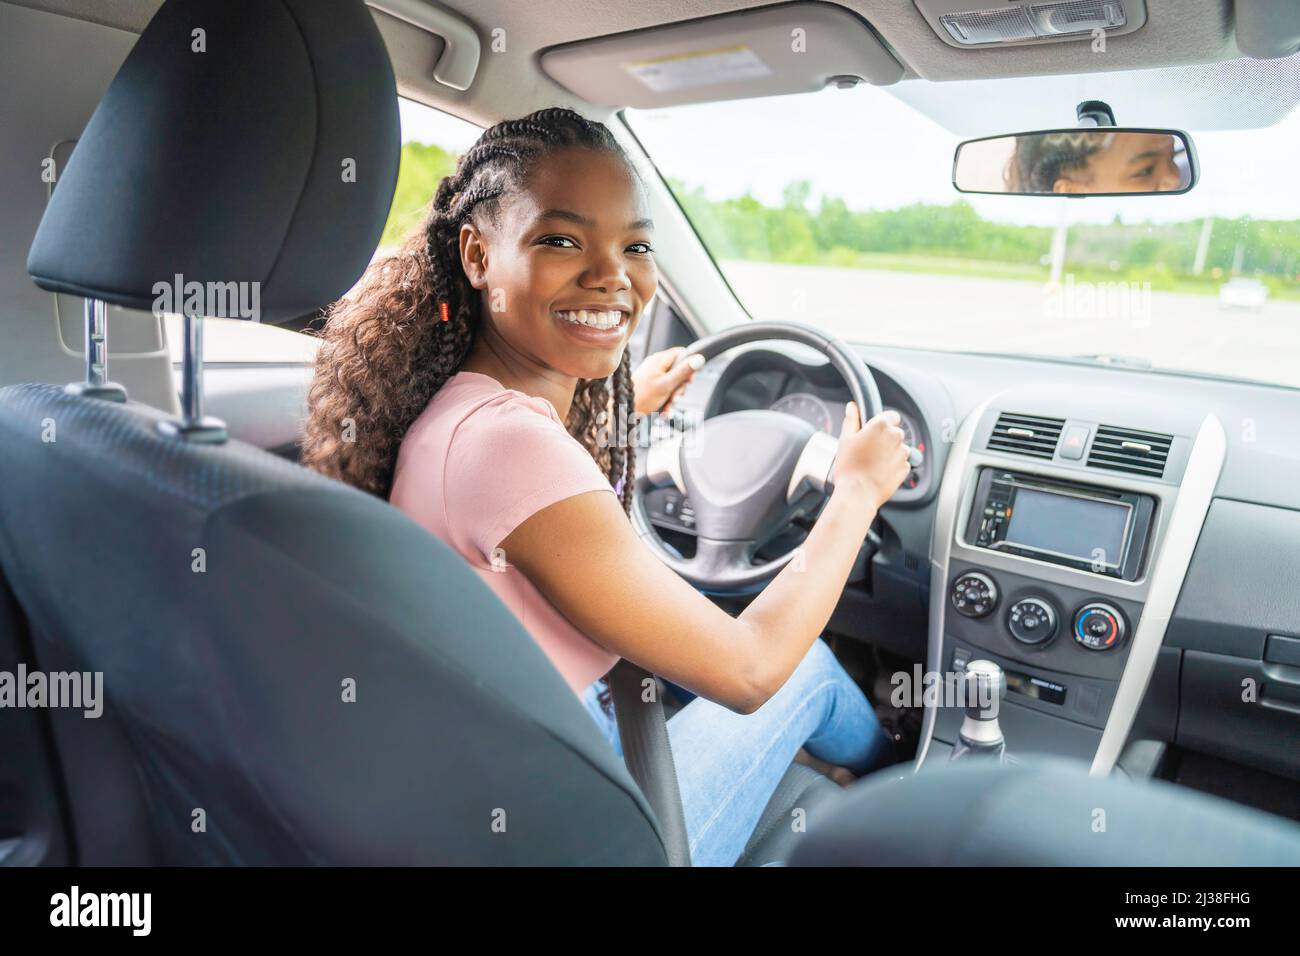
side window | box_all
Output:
[168,98,483,365]
[377,98,484,258]
[163,315,320,364]
[625,291,656,368]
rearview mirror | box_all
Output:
[953,129,1197,197]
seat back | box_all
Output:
[1,0,667,865]
[789,757,1300,866]
[0,383,666,864]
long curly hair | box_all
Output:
[301,107,637,509]
[300,108,639,719]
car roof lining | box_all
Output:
[4,0,1293,136]
[887,51,1300,134]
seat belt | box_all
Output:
[608,659,692,866]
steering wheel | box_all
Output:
[632,321,920,594]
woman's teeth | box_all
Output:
[555,309,625,330]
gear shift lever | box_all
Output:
[950,659,1007,762]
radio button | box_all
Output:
[951,572,997,619]
[1008,597,1058,645]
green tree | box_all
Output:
[379,141,459,248]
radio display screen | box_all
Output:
[1002,487,1130,567]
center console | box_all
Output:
[964,468,1156,581]
[917,392,1226,775]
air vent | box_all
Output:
[1087,425,1172,478]
[987,412,1065,459]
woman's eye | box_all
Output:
[628,242,654,255]
[539,235,577,248]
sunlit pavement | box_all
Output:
[722,259,1300,390]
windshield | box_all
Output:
[624,63,1300,389]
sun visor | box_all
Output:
[1235,0,1300,59]
[540,2,903,109]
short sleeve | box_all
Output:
[444,396,617,563]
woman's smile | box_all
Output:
[552,303,632,347]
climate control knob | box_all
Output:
[951,572,997,618]
[1007,597,1057,646]
[1074,602,1127,651]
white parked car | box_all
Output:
[1219,277,1269,310]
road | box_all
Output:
[720,259,1300,390]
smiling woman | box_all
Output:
[299,105,908,866]
[299,108,647,501]
[455,167,657,388]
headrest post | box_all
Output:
[64,297,127,402]
[156,313,227,444]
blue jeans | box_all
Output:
[581,637,890,866]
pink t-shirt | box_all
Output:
[390,370,621,696]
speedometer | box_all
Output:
[770,392,832,432]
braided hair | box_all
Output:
[1006,131,1112,193]
[301,108,638,515]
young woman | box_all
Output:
[301,108,911,866]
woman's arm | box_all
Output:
[499,402,909,714]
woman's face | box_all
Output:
[460,146,657,382]
[1053,132,1184,194]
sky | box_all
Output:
[398,97,483,153]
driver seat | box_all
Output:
[0,0,833,866]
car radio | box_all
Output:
[965,469,1155,580]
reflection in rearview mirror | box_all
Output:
[953,129,1196,197]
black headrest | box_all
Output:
[27,0,400,324]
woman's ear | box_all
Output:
[459,221,490,290]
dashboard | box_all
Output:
[641,339,1300,786]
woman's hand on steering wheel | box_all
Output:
[833,402,912,511]
[632,346,706,416]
